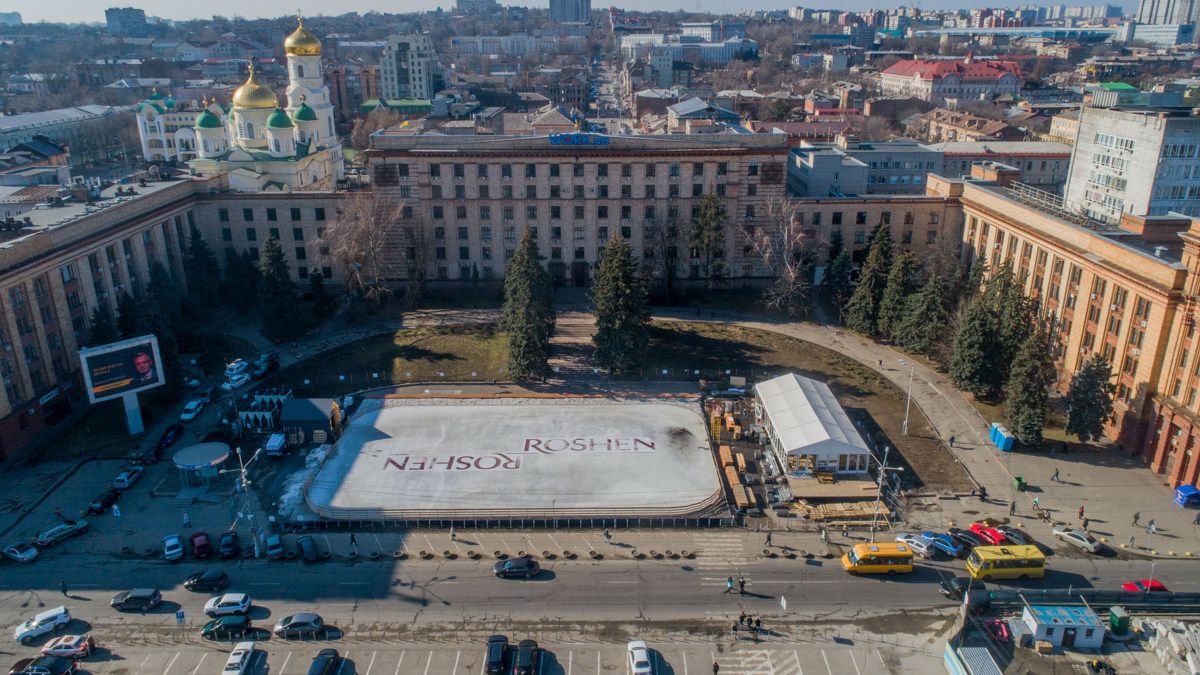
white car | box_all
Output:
[627,640,653,675]
[113,465,145,489]
[41,634,94,658]
[162,534,184,561]
[180,399,205,422]
[1053,525,1102,553]
[895,533,934,559]
[222,373,250,391]
[205,593,252,617]
[224,359,249,378]
[223,641,255,674]
[13,606,70,645]
[2,542,39,563]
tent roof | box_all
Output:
[755,373,870,458]
[281,398,335,423]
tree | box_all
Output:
[502,228,554,380]
[221,248,258,314]
[258,237,302,342]
[844,225,893,336]
[745,199,816,317]
[877,251,921,342]
[821,250,853,317]
[182,226,220,304]
[1066,355,1117,444]
[86,305,119,347]
[136,263,185,394]
[309,270,337,318]
[949,295,1005,398]
[322,192,396,305]
[350,107,405,150]
[689,193,726,289]
[591,237,649,374]
[895,273,949,356]
[643,216,682,301]
[115,292,141,339]
[1003,328,1056,446]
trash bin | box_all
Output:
[1109,606,1130,636]
[1013,476,1027,492]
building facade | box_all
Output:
[927,141,1072,189]
[879,57,1023,104]
[1134,0,1199,25]
[380,35,437,101]
[549,0,591,23]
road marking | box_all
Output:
[364,651,377,675]
[567,650,573,675]
[136,654,151,673]
[547,532,564,551]
[422,651,433,675]
[452,650,460,673]
[337,652,349,675]
[848,650,863,675]
[597,650,601,674]
[161,652,180,675]
[795,649,804,675]
[338,582,368,585]
[279,651,293,673]
[188,653,207,675]
[821,650,833,675]
[606,580,639,584]
[250,582,281,586]
[682,650,687,675]
[393,651,405,675]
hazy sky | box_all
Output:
[10,0,1133,25]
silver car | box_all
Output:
[1052,525,1102,553]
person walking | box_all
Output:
[1051,468,1060,483]
[1032,497,1041,511]
[948,435,956,448]
[1009,501,1017,516]
[1133,512,1141,526]
[1193,511,1200,526]
[1147,519,1157,535]
[182,513,191,530]
[713,662,720,674]
[603,528,612,544]
[755,617,763,633]
[1082,517,1090,531]
[739,610,747,626]
[1078,506,1085,520]
[738,576,746,595]
[449,526,456,542]
[59,580,67,596]
[1128,535,1136,549]
[764,531,773,548]
[730,623,738,640]
[349,532,358,554]
[725,576,734,594]
[842,524,849,539]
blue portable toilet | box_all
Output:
[1175,485,1200,507]
[991,424,1015,452]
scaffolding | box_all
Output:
[1006,181,1111,230]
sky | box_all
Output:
[9,0,1133,25]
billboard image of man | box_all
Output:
[133,351,157,384]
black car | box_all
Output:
[251,359,278,380]
[198,387,217,404]
[513,639,540,675]
[307,649,341,675]
[485,635,509,675]
[938,577,971,599]
[111,588,162,611]
[995,526,1034,546]
[8,656,75,675]
[201,615,250,640]
[948,527,988,550]
[492,555,540,579]
[86,489,120,515]
[183,569,230,592]
[297,535,319,564]
[218,531,240,559]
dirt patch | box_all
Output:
[641,322,974,493]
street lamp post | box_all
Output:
[870,447,905,542]
[1147,562,1158,594]
[899,359,915,436]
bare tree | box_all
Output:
[396,213,433,306]
[350,107,406,150]
[320,191,397,305]
[743,198,817,317]
[642,210,684,300]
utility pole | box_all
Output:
[870,447,905,542]
[900,359,915,436]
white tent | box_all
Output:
[754,372,871,473]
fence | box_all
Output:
[981,588,1200,612]
[282,515,740,533]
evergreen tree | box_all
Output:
[86,305,119,347]
[877,251,921,342]
[1003,328,1056,446]
[182,226,220,304]
[996,276,1034,379]
[135,264,184,394]
[221,248,256,314]
[591,237,649,374]
[896,273,949,356]
[258,237,301,342]
[821,250,853,317]
[828,229,844,261]
[115,292,141,339]
[1066,354,1117,444]
[949,295,1005,398]
[309,270,337,318]
[843,225,893,335]
[961,259,987,309]
[689,193,726,289]
[502,228,553,380]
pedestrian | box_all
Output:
[1051,468,1060,482]
[765,531,773,547]
[820,527,828,543]
[53,507,64,523]
[1032,497,1041,510]
[59,580,67,596]
[349,532,357,553]
[1193,511,1200,526]
[1042,510,1051,524]
[1128,535,1136,549]
[738,576,746,595]
[1082,517,1089,531]
[949,435,956,448]
[182,512,191,530]
[1147,519,1157,535]
[725,576,734,594]
[1009,501,1016,516]
[1133,512,1141,526]
[730,623,738,639]
[877,359,883,368]
[1078,506,1085,520]
[604,527,612,544]
[713,662,720,675]
[755,617,762,632]
[739,610,746,626]
[842,524,849,539]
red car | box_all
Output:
[190,531,213,559]
[1121,579,1168,593]
[969,523,1008,545]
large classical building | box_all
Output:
[879,57,1023,104]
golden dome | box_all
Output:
[232,61,277,109]
[284,17,321,56]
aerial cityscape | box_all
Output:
[1,0,1200,673]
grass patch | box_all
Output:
[971,397,1075,450]
[271,324,508,397]
[643,321,974,492]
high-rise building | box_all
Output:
[104,6,151,36]
[549,0,591,24]
[380,35,437,101]
[0,12,22,26]
[1134,0,1199,24]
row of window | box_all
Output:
[217,206,327,223]
[427,182,751,200]
[221,227,323,243]
[421,160,738,181]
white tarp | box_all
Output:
[755,373,870,460]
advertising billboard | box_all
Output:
[78,335,165,404]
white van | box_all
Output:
[13,605,70,644]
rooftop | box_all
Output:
[924,140,1072,156]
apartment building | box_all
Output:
[927,141,1072,189]
[380,35,437,101]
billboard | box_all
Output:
[78,335,165,404]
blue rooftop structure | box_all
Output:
[1021,605,1104,649]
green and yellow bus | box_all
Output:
[841,542,915,575]
[966,545,1045,580]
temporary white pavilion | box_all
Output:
[754,372,872,474]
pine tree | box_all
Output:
[503,228,553,380]
[689,193,726,289]
[828,229,844,260]
[996,276,1034,380]
[896,273,949,356]
[591,237,649,374]
[309,270,337,318]
[183,226,220,304]
[86,305,119,346]
[115,292,141,339]
[221,248,256,314]
[821,250,853,316]
[258,237,301,342]
[1066,354,1117,444]
[949,295,1005,398]
[135,264,184,394]
[844,225,893,335]
[877,251,921,342]
[1003,328,1056,446]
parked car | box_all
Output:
[191,532,213,559]
[162,534,184,561]
[13,606,71,645]
[39,635,94,659]
[222,641,255,674]
[947,527,987,550]
[6,656,75,674]
[512,639,540,675]
[202,615,251,640]
[484,635,508,675]
[110,588,162,612]
[273,612,324,638]
[307,649,342,675]
[492,555,540,579]
[112,466,145,490]
[3,543,39,564]
[1052,525,1102,553]
[223,360,249,378]
[251,357,278,380]
[157,424,184,451]
[1122,579,1168,593]
[296,536,319,564]
[218,531,240,559]
[969,523,1008,546]
[995,526,1034,546]
[198,387,217,404]
[937,577,985,600]
[924,532,964,559]
[86,490,120,515]
[180,400,205,422]
[627,640,653,675]
[204,593,251,617]
[265,535,285,560]
[222,373,250,391]
[184,570,230,592]
[895,533,934,559]
[182,376,202,388]
[35,520,88,547]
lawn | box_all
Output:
[273,324,508,398]
[971,397,1078,451]
[643,321,974,493]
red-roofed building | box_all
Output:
[879,56,1022,104]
